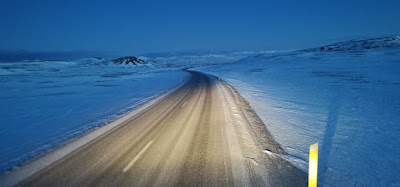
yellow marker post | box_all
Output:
[309,142,318,187]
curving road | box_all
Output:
[18,71,306,186]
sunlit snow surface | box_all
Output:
[0,58,185,172]
[195,36,400,186]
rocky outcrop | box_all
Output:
[112,56,147,65]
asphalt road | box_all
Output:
[19,71,306,186]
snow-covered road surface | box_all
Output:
[3,71,306,186]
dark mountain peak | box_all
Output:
[112,56,148,65]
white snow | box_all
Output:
[194,36,400,186]
[1,36,400,186]
[0,58,186,173]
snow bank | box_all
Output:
[194,36,400,186]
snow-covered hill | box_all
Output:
[194,36,400,186]
[318,36,400,51]
[301,35,400,52]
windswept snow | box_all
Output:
[0,58,186,173]
[194,36,400,186]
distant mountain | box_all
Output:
[111,56,148,65]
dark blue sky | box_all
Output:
[1,0,399,55]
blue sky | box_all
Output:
[1,0,399,55]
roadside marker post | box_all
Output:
[309,142,319,187]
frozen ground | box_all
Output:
[0,58,186,173]
[194,36,400,186]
